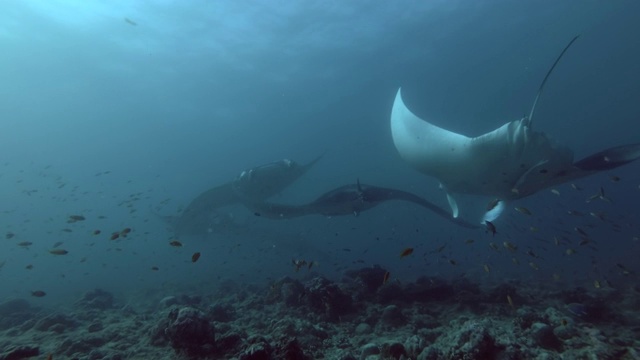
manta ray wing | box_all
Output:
[390,88,574,201]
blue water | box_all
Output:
[1,1,639,307]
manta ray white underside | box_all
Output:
[390,36,640,222]
[391,88,574,202]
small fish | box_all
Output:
[489,242,499,251]
[93,230,101,235]
[529,262,539,270]
[464,239,475,245]
[448,259,457,265]
[191,252,201,263]
[566,303,588,317]
[169,240,183,247]
[49,249,68,255]
[593,280,601,289]
[550,189,560,196]
[292,259,307,272]
[529,226,540,232]
[483,264,491,273]
[506,295,514,308]
[609,175,621,182]
[124,17,137,26]
[31,290,46,297]
[68,215,85,222]
[512,257,519,265]
[110,233,120,241]
[429,244,447,254]
[52,241,63,248]
[382,271,390,285]
[5,232,15,239]
[25,264,33,270]
[567,210,584,216]
[503,241,517,252]
[586,187,611,203]
[17,241,33,247]
[514,207,532,215]
[399,247,414,258]
[526,249,540,259]
[565,248,577,255]
[589,212,606,221]
[616,263,631,275]
[574,227,589,237]
[308,261,317,270]
[552,273,561,281]
[484,221,497,236]
[151,266,159,271]
[571,183,582,191]
[121,228,132,235]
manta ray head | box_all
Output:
[390,88,575,201]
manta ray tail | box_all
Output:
[528,35,580,124]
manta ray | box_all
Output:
[390,36,640,221]
[162,155,323,236]
[242,180,480,229]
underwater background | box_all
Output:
[1,1,639,359]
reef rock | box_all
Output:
[438,320,502,359]
[273,337,309,360]
[165,307,215,357]
[34,313,78,333]
[359,343,380,360]
[0,346,39,360]
[344,265,388,299]
[304,277,353,320]
[239,336,272,360]
[76,289,114,310]
[381,305,406,327]
[531,322,563,351]
[0,299,33,331]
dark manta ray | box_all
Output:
[166,155,323,236]
[390,35,640,222]
[244,180,480,229]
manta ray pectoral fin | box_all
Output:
[573,143,640,171]
[446,192,459,218]
[482,200,506,224]
[390,88,471,175]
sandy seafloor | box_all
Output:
[1,268,639,360]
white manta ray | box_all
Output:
[391,36,640,222]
